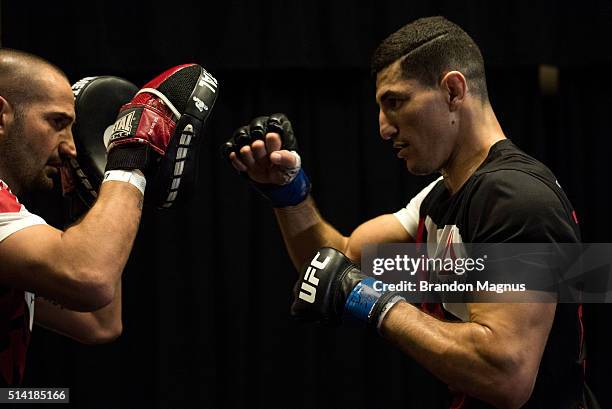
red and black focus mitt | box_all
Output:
[106,64,219,208]
[63,65,218,222]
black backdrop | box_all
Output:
[2,1,611,408]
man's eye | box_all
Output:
[386,98,403,110]
[51,117,67,129]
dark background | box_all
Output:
[2,1,611,408]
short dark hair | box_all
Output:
[0,48,68,114]
[371,16,488,100]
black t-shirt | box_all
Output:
[395,140,585,408]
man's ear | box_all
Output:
[440,71,467,111]
[0,96,13,131]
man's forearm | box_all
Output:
[35,281,122,344]
[379,302,544,409]
[274,195,349,269]
[87,280,122,342]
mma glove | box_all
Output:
[223,113,311,207]
[291,247,405,330]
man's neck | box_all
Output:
[441,103,506,195]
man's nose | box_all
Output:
[59,129,77,159]
[379,110,398,140]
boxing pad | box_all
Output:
[62,76,139,223]
[105,64,219,208]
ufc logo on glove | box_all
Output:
[298,252,331,303]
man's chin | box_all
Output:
[32,172,57,192]
[404,159,435,176]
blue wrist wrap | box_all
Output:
[253,168,311,207]
[344,277,384,323]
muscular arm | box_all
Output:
[274,195,413,268]
[380,302,555,409]
[34,280,122,344]
[0,181,142,311]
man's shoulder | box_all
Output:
[0,180,46,243]
[464,150,579,243]
[465,171,579,242]
[468,168,567,221]
[469,140,565,205]
[476,139,556,182]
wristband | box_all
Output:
[344,277,405,328]
[375,294,405,332]
[344,277,383,323]
[103,169,146,195]
[253,168,311,207]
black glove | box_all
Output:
[223,113,311,207]
[290,247,405,328]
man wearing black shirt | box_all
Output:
[226,16,589,408]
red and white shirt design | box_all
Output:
[0,181,46,241]
[393,176,469,321]
[0,180,46,385]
